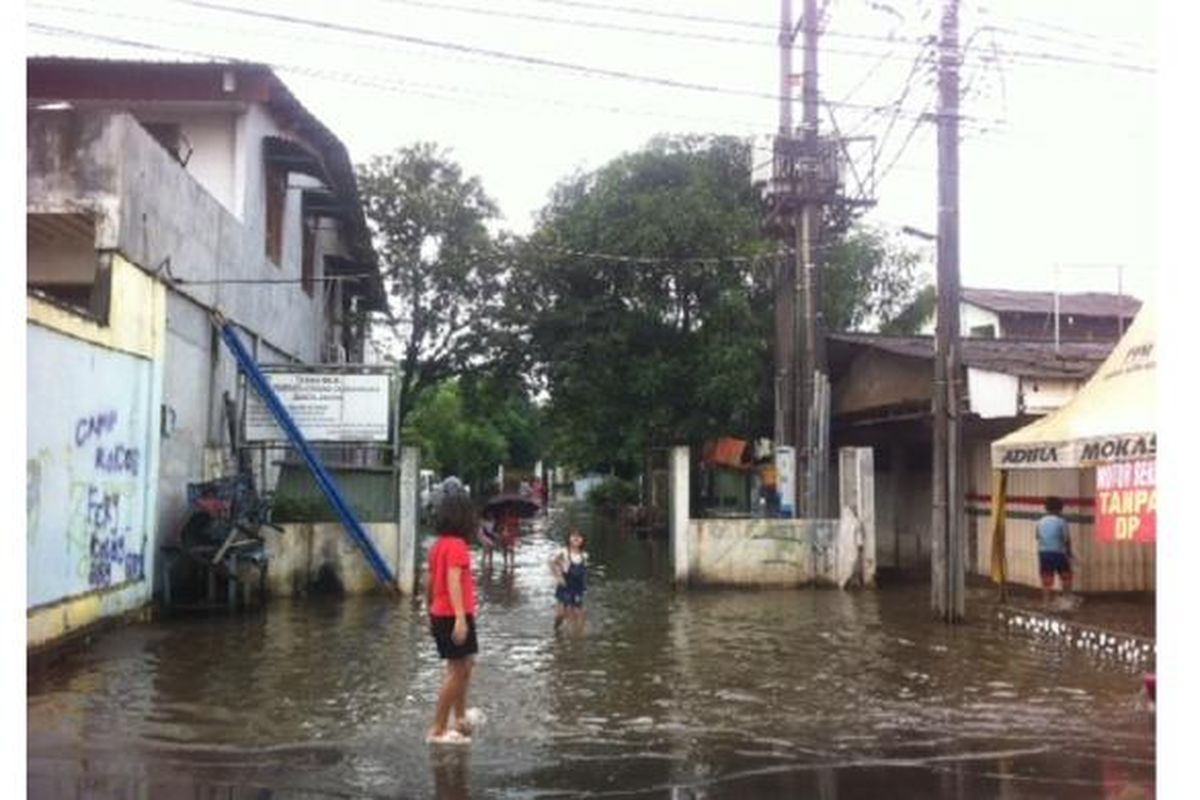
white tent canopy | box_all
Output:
[991,303,1155,470]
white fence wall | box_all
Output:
[27,325,157,609]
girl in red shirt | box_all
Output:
[425,490,479,744]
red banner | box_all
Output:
[1095,459,1156,542]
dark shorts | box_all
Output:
[1038,551,1072,582]
[430,615,478,660]
[555,585,584,608]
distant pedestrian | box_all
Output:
[1035,496,1073,605]
[497,509,521,570]
[476,518,499,570]
[426,491,480,744]
[550,528,589,634]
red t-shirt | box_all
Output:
[428,534,476,617]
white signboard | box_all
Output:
[776,445,796,518]
[246,372,391,443]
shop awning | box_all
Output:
[991,302,1155,470]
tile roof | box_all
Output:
[962,287,1141,317]
[828,333,1113,380]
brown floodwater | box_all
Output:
[27,509,1154,798]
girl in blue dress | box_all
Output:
[550,528,588,634]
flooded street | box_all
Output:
[28,510,1154,798]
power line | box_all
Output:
[31,5,980,125]
[523,0,778,33]
[877,101,937,185]
[971,3,1153,57]
[379,0,778,49]
[167,1,903,112]
[27,22,777,133]
[524,0,1155,72]
[170,274,375,286]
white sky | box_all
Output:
[25,0,1157,300]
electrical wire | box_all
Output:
[28,12,977,126]
[171,0,960,116]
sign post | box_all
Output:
[245,371,391,443]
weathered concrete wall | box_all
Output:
[684,519,819,587]
[26,254,166,648]
[832,349,931,415]
[261,523,401,596]
[672,445,876,589]
[28,110,367,580]
[136,109,238,213]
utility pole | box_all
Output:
[774,0,797,458]
[931,0,965,622]
[798,0,826,518]
[767,0,870,517]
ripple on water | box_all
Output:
[26,520,1154,798]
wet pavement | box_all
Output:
[27,508,1155,798]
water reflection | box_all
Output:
[27,507,1153,798]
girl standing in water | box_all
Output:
[550,528,588,634]
[426,491,479,744]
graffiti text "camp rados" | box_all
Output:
[1081,434,1156,463]
[1001,446,1058,465]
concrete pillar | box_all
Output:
[670,446,690,586]
[397,446,420,596]
[839,446,877,587]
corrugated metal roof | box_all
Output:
[962,287,1142,318]
[828,333,1112,379]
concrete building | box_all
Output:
[921,287,1140,342]
[826,333,1114,576]
[26,58,386,648]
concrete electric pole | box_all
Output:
[798,0,827,519]
[768,0,873,518]
[931,0,965,622]
[774,0,797,459]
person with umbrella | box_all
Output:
[482,493,540,570]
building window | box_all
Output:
[969,324,996,338]
[301,216,316,297]
[264,162,287,265]
[27,213,111,323]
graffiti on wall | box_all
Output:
[27,325,153,608]
[67,411,147,590]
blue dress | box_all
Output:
[555,551,587,607]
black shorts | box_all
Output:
[430,615,478,660]
[1038,551,1072,578]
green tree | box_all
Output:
[405,374,544,489]
[356,143,505,428]
[506,135,928,474]
[508,135,775,475]
[823,226,930,332]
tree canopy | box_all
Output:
[404,371,543,491]
[359,136,929,478]
[356,143,506,428]
[504,135,929,475]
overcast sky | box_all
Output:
[26,0,1157,301]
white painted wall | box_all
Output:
[968,368,1020,418]
[921,301,1002,337]
[136,110,237,214]
[1020,377,1083,415]
[27,324,157,608]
